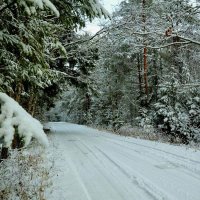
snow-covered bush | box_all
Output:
[138,81,200,143]
[0,144,52,200]
[0,92,48,148]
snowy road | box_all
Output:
[46,122,200,200]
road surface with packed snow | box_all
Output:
[46,122,200,200]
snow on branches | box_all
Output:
[88,0,110,18]
[17,0,110,18]
[0,92,48,148]
[19,0,60,17]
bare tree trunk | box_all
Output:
[27,87,38,116]
[15,82,23,102]
[142,0,148,96]
[153,50,158,101]
[143,47,148,95]
[137,54,143,96]
[28,93,34,113]
[85,92,91,123]
[0,147,9,162]
[12,132,23,149]
[31,95,38,117]
[173,36,183,83]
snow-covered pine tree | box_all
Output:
[0,0,110,152]
[137,0,200,142]
[60,0,200,143]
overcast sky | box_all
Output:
[101,0,123,13]
[82,0,123,34]
[82,0,199,34]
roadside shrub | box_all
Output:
[138,81,200,143]
[0,143,52,200]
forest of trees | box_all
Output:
[0,0,200,147]
[1,1,200,199]
[49,0,200,144]
[0,0,109,150]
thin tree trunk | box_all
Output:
[15,82,23,102]
[153,50,158,101]
[159,50,163,77]
[173,36,183,83]
[0,147,9,162]
[85,92,91,123]
[28,93,34,113]
[142,0,148,96]
[31,95,38,116]
[137,54,143,96]
[28,87,38,116]
[12,132,23,149]
[143,47,148,95]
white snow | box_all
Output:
[19,0,60,17]
[88,0,111,18]
[0,93,48,147]
[19,0,110,18]
[46,122,200,200]
[42,0,59,17]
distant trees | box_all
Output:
[55,0,200,143]
[48,33,100,124]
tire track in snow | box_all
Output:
[95,146,174,200]
[93,139,200,200]
[69,138,148,200]
[60,140,93,200]
[101,136,200,164]
[75,139,145,200]
[102,139,200,180]
[78,130,200,184]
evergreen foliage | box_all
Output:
[1,0,199,145]
[0,0,109,147]
[52,0,200,143]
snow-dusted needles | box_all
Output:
[0,92,48,148]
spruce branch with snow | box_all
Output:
[0,0,60,17]
[0,92,48,148]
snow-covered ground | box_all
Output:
[46,122,200,200]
